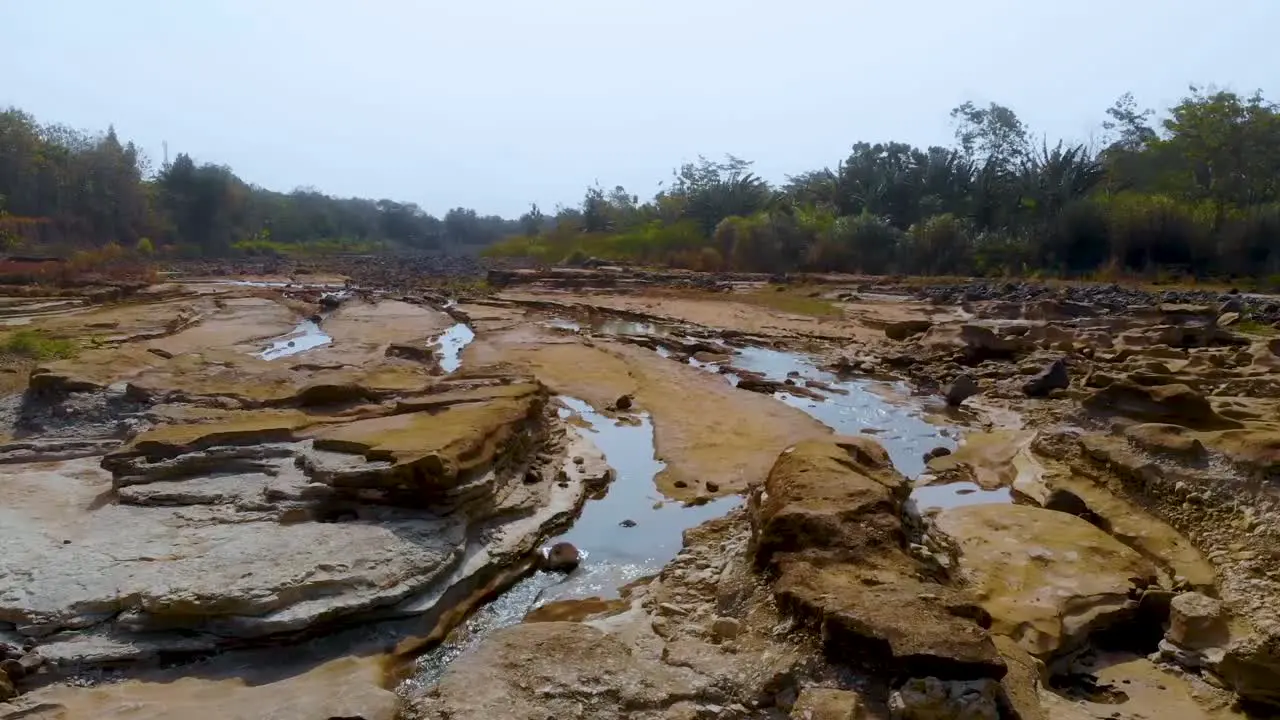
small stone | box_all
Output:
[1022,358,1070,398]
[0,658,22,681]
[573,456,585,465]
[705,480,721,492]
[710,616,742,641]
[619,519,637,528]
[659,602,690,616]
[523,469,541,484]
[673,479,689,489]
[615,394,633,410]
[945,374,980,406]
[542,542,580,573]
[0,669,14,702]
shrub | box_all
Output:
[0,329,77,360]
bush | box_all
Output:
[0,329,77,360]
[903,214,973,275]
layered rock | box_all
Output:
[751,438,1006,681]
[0,374,605,672]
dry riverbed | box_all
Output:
[0,270,1277,720]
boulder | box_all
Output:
[919,324,1026,362]
[543,542,580,573]
[945,374,979,407]
[1166,592,1228,650]
[755,439,1005,681]
[888,677,999,720]
[1082,381,1240,430]
[932,504,1158,658]
[791,687,865,719]
[885,320,934,341]
[1021,358,1069,398]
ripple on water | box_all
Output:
[258,320,332,360]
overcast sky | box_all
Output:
[3,1,1276,218]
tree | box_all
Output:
[951,101,1029,170]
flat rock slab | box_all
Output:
[933,504,1158,658]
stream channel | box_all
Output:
[398,312,1013,694]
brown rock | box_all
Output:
[0,668,13,701]
[1021,358,1069,398]
[1082,381,1240,430]
[944,374,979,407]
[791,687,864,719]
[543,542,580,573]
[932,504,1158,658]
[615,394,633,410]
[1167,592,1228,650]
[889,677,999,720]
[885,320,934,341]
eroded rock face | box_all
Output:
[753,438,1006,681]
[931,504,1157,658]
[0,374,602,669]
[888,677,999,720]
[1082,381,1239,429]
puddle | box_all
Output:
[703,345,955,479]
[433,323,475,373]
[544,315,670,337]
[909,482,1012,512]
[402,395,737,689]
[258,320,332,360]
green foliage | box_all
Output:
[135,237,154,255]
[0,329,77,360]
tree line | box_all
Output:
[0,108,519,257]
[488,86,1280,279]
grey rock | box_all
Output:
[1021,358,1069,398]
[944,374,979,407]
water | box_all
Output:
[258,320,332,360]
[910,482,1013,512]
[404,395,737,688]
[683,344,954,479]
[434,323,476,373]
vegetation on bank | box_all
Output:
[487,87,1280,280]
[0,110,519,258]
[3,85,1278,281]
[0,329,77,360]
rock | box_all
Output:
[673,479,689,489]
[407,622,703,719]
[1219,634,1280,711]
[924,447,952,462]
[1021,358,1069,398]
[147,347,175,360]
[919,324,1026,362]
[1042,488,1092,519]
[615,394,633,410]
[709,617,742,642]
[0,668,13,701]
[619,519,637,528]
[1166,592,1228,650]
[705,480,720,492]
[932,504,1158,658]
[1082,381,1240,429]
[790,687,864,719]
[885,320,934,341]
[888,677,999,720]
[944,374,979,407]
[1123,423,1207,458]
[0,658,22,681]
[543,542,581,573]
[755,439,1005,681]
[1218,311,1241,326]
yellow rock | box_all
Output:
[933,504,1158,658]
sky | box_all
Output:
[3,1,1277,219]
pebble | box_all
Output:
[658,602,690,617]
[710,616,742,640]
[705,480,720,492]
[619,519,637,528]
